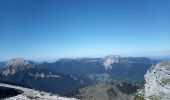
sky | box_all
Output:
[0,0,170,61]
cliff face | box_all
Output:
[145,61,170,100]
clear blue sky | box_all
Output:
[0,0,170,61]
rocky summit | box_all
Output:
[102,55,122,70]
[0,58,87,95]
[1,58,35,76]
[145,61,170,100]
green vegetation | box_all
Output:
[133,94,144,100]
[159,61,170,66]
[117,82,140,94]
[162,78,170,85]
[151,95,161,100]
[132,85,145,100]
[88,73,111,81]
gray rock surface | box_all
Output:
[145,61,170,100]
[1,58,35,76]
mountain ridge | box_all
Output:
[67,79,140,100]
[0,58,88,95]
[37,56,156,83]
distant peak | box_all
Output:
[102,55,122,70]
[104,55,122,58]
[6,57,30,66]
[1,58,35,76]
[11,57,25,60]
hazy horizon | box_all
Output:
[0,51,170,62]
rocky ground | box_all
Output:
[145,61,170,100]
[0,83,79,100]
[67,80,140,100]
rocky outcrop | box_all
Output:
[1,58,35,76]
[102,55,121,69]
[145,61,170,100]
[0,83,79,100]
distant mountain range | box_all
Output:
[0,62,5,68]
[0,56,160,99]
[0,58,88,95]
[1,56,170,100]
[38,55,159,83]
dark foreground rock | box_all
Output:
[0,86,23,99]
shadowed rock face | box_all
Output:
[0,58,87,95]
[0,86,23,99]
[0,83,79,100]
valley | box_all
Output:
[0,56,164,100]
